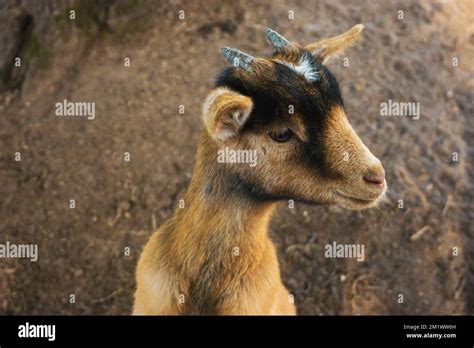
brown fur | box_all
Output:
[134,128,296,314]
[306,24,364,64]
[133,24,384,315]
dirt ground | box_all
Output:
[0,0,472,315]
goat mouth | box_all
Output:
[333,190,382,206]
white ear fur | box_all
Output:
[202,88,253,142]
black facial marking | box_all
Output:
[215,55,344,179]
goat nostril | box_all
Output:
[363,172,385,186]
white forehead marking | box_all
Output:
[277,55,320,82]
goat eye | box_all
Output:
[269,127,292,143]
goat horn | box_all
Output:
[220,47,255,71]
[265,28,291,51]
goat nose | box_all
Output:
[363,169,385,186]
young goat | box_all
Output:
[133,24,386,315]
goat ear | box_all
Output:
[202,88,253,142]
[305,24,364,64]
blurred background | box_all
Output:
[0,0,472,314]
